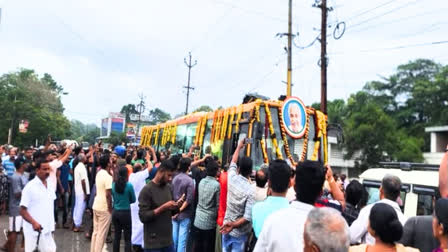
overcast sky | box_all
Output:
[0,0,447,125]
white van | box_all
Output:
[358,162,439,218]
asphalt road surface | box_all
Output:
[0,212,118,252]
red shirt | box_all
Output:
[217,171,228,226]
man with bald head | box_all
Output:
[304,207,349,252]
[288,103,303,133]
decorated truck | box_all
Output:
[139,96,328,170]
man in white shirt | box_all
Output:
[47,147,71,193]
[253,160,326,252]
[129,151,154,250]
[20,158,57,252]
[350,174,406,245]
[73,153,90,232]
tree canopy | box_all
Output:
[0,69,70,147]
[148,108,171,125]
[193,105,213,113]
[321,59,446,169]
[120,104,139,123]
[69,120,100,144]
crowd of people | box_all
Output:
[0,139,447,252]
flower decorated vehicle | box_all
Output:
[140,96,328,170]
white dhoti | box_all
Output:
[131,202,144,247]
[24,232,56,252]
[129,169,150,248]
[73,193,86,228]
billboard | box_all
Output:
[19,120,29,133]
[111,118,125,133]
[126,123,136,138]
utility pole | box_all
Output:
[286,0,293,97]
[184,52,197,115]
[136,93,146,141]
[319,0,328,114]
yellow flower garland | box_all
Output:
[227,107,235,139]
[278,105,297,166]
[264,103,282,159]
[198,115,207,147]
[220,109,229,141]
[154,126,160,146]
[300,110,311,162]
[235,104,243,134]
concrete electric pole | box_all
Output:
[319,0,328,114]
[286,0,293,97]
[136,93,146,140]
[184,52,197,115]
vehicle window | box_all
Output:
[413,185,436,216]
[202,119,213,155]
[364,183,406,213]
[417,194,433,216]
[365,186,380,205]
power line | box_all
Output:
[347,0,421,29]
[190,6,235,53]
[344,0,398,22]
[213,0,287,23]
[330,40,448,55]
[348,7,448,34]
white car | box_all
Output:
[358,162,438,218]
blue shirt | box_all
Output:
[68,159,74,181]
[59,164,70,191]
[112,182,136,210]
[3,160,15,177]
[252,196,290,238]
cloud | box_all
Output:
[0,0,446,127]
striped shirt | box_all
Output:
[194,176,220,230]
[223,162,255,237]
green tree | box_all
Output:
[364,59,448,151]
[120,104,138,123]
[343,91,423,168]
[0,69,70,147]
[193,105,213,113]
[106,132,128,146]
[311,99,346,125]
[69,119,100,144]
[148,108,171,125]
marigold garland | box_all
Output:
[154,126,160,147]
[246,100,261,157]
[264,103,282,159]
[278,105,297,166]
[194,119,202,146]
[198,115,207,147]
[227,107,235,139]
[235,104,243,134]
[220,109,229,141]
[300,110,311,162]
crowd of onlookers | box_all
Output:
[0,140,447,252]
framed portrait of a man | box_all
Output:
[281,97,307,139]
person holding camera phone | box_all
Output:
[139,160,185,252]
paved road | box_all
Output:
[0,214,116,252]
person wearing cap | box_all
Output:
[2,158,29,252]
[432,198,448,252]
